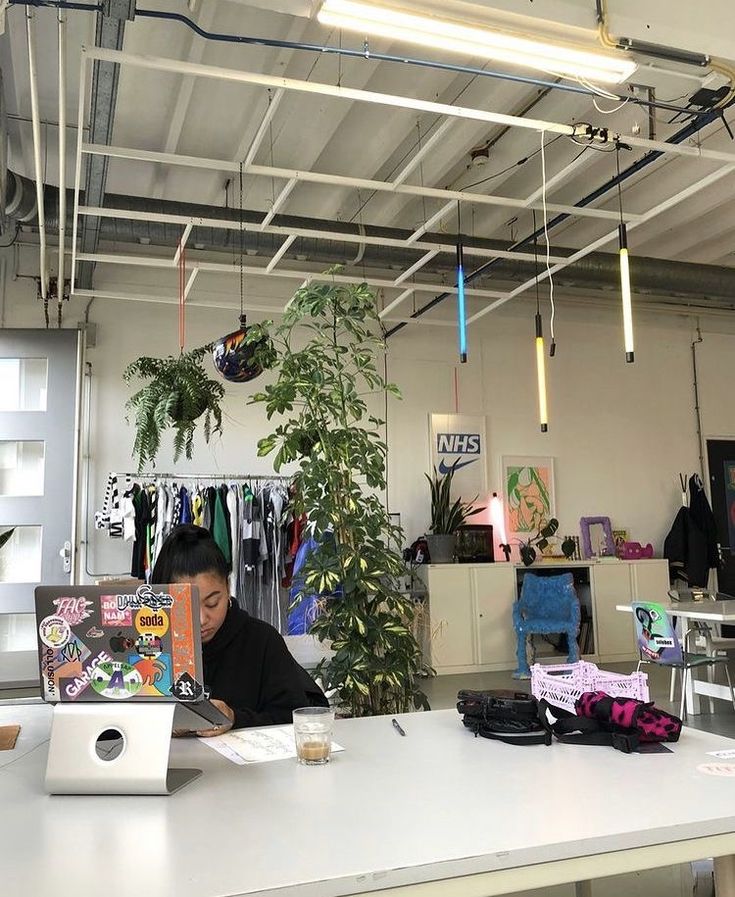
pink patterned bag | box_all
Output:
[575,691,682,743]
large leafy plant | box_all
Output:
[426,461,484,534]
[124,347,225,469]
[249,278,428,717]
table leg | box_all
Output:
[575,881,592,897]
[715,855,735,896]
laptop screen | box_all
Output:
[34,583,203,703]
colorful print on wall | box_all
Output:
[501,456,555,539]
[725,461,735,552]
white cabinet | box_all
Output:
[426,559,669,674]
[473,566,517,667]
[592,564,637,658]
[428,566,475,669]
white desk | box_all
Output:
[617,601,735,714]
[3,704,735,897]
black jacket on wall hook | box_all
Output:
[664,474,719,587]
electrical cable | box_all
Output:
[540,132,556,355]
[5,0,713,119]
[463,134,564,190]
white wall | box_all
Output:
[3,245,735,578]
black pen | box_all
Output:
[392,717,406,736]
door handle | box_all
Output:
[59,540,72,574]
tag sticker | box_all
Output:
[698,762,735,777]
[171,671,204,702]
[39,615,71,649]
[52,596,94,625]
[135,607,169,638]
[91,661,143,700]
[101,595,132,627]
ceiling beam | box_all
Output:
[77,1,131,290]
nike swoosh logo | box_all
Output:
[438,458,477,475]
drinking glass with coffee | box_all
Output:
[293,707,335,765]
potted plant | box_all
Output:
[124,347,225,469]
[517,518,560,566]
[248,276,428,717]
[425,461,484,563]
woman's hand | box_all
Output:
[193,699,235,738]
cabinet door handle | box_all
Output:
[479,613,483,618]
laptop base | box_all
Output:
[45,703,201,795]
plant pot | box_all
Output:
[427,534,456,564]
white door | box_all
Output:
[0,329,81,614]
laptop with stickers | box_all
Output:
[35,583,205,704]
[36,583,228,794]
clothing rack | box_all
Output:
[112,472,293,482]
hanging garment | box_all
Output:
[203,486,216,532]
[94,473,116,531]
[153,484,169,566]
[212,487,232,563]
[219,483,233,553]
[287,537,321,635]
[192,489,203,526]
[121,485,137,542]
[180,486,192,525]
[241,488,259,570]
[130,486,150,580]
[664,507,709,587]
[689,474,719,571]
[227,485,240,598]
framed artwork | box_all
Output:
[501,456,555,539]
[580,516,615,559]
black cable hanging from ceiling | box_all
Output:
[384,103,731,339]
[6,0,715,118]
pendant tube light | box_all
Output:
[456,202,467,363]
[317,1,637,85]
[616,147,635,363]
[532,210,548,433]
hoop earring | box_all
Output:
[229,597,233,609]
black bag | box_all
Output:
[457,689,552,746]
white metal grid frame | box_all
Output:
[69,45,735,323]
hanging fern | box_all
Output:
[124,346,225,470]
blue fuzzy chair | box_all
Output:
[513,572,581,678]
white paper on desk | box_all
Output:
[200,725,344,765]
[707,749,735,760]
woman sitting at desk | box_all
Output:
[151,524,328,736]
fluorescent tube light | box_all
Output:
[619,224,634,363]
[456,239,467,363]
[535,313,548,432]
[318,1,637,85]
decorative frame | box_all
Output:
[501,456,555,541]
[580,516,615,559]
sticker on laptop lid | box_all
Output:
[134,607,169,638]
[171,671,204,702]
[52,596,94,625]
[39,615,71,649]
[91,661,143,700]
[100,595,132,627]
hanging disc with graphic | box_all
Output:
[91,661,143,700]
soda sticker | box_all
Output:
[39,615,71,649]
[134,606,169,638]
[697,763,735,777]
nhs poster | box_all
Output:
[429,414,488,500]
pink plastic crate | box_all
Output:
[531,660,649,713]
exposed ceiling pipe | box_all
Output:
[25,6,48,299]
[57,8,67,299]
[7,0,714,120]
[8,172,735,305]
[76,0,131,290]
[385,103,732,337]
